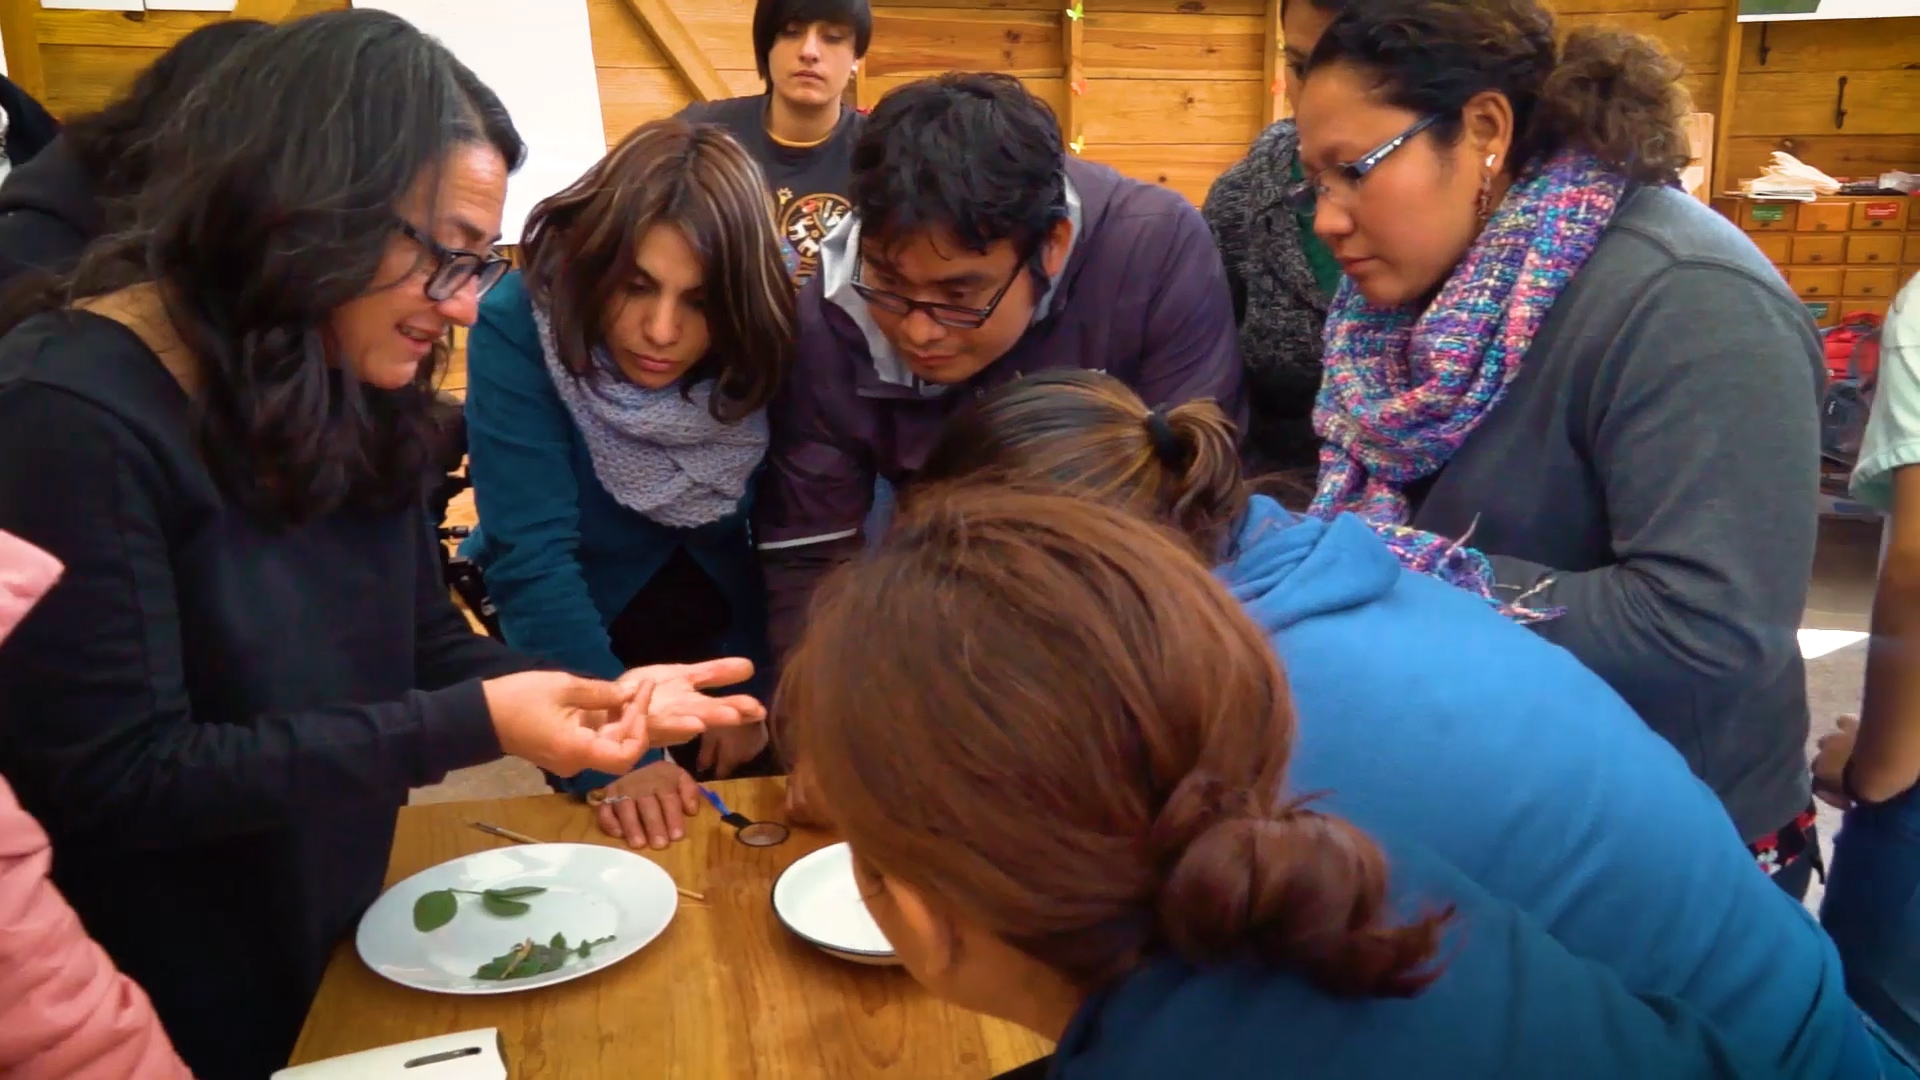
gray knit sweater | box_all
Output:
[1203,119,1331,476]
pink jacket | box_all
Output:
[0,530,193,1079]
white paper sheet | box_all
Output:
[351,0,607,244]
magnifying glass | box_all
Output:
[701,786,790,848]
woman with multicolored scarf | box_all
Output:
[1292,0,1827,894]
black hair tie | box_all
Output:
[1145,406,1185,468]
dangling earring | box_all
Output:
[1475,153,1497,223]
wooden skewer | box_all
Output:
[468,821,542,845]
[467,821,707,903]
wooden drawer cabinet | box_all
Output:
[1794,234,1846,264]
[1843,266,1899,297]
[1752,232,1793,264]
[1719,197,1917,315]
[1742,201,1796,231]
[1853,200,1909,230]
[1797,201,1853,232]
[1789,267,1844,297]
[1847,233,1904,265]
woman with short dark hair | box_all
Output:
[0,14,761,1079]
[0,18,270,284]
[1292,0,1826,895]
[463,118,793,850]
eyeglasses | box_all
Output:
[850,253,1026,330]
[1283,114,1440,214]
[395,219,511,302]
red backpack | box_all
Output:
[1823,311,1883,382]
[1820,311,1883,470]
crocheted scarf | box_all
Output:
[535,307,767,529]
[1309,150,1628,621]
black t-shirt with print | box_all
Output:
[678,94,860,286]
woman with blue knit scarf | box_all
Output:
[462,119,791,849]
[1292,0,1828,896]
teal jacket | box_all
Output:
[459,272,771,789]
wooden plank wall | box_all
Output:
[1725,17,1920,183]
[3,0,1914,206]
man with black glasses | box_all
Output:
[754,72,1245,668]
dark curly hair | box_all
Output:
[1305,0,1692,186]
[61,18,272,228]
[850,73,1067,285]
[0,10,525,527]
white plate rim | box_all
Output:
[355,842,678,996]
[769,841,897,959]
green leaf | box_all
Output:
[550,932,568,951]
[487,886,547,900]
[577,935,615,959]
[481,892,532,918]
[413,889,458,932]
[536,945,568,974]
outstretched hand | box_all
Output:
[606,658,767,749]
[484,670,654,778]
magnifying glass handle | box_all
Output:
[720,811,756,830]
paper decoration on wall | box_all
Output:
[1064,3,1086,154]
[352,0,607,245]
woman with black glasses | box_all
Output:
[1290,0,1826,897]
[0,14,763,1080]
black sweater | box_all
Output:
[0,137,99,286]
[0,311,534,1080]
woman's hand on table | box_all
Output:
[594,759,702,849]
[784,760,829,828]
[699,721,769,780]
[612,658,767,748]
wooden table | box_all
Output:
[290,778,1052,1078]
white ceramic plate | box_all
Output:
[771,841,899,966]
[356,843,677,995]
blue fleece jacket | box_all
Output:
[459,272,772,790]
[1218,496,1862,1079]
[1052,832,1768,1080]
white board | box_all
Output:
[352,0,607,244]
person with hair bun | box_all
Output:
[912,369,1898,1078]
[1291,0,1826,895]
[784,485,1768,1079]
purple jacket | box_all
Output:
[755,158,1246,661]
